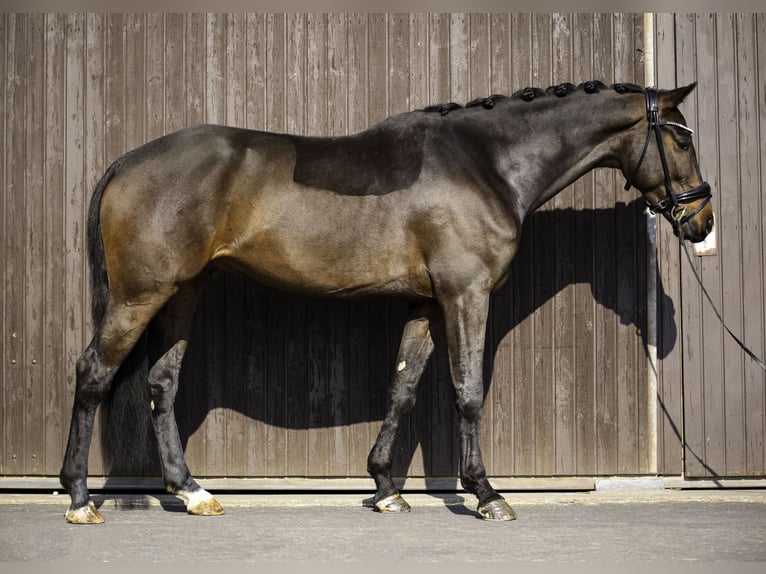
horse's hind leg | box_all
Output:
[60,296,169,524]
[367,302,439,513]
[146,277,223,516]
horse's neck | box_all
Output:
[493,95,642,217]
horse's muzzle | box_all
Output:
[678,210,714,243]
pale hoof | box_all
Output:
[375,493,411,513]
[176,488,225,516]
[65,500,105,524]
[187,497,225,516]
[477,498,516,521]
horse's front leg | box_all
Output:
[440,286,516,521]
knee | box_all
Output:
[455,392,483,421]
[75,349,114,402]
[390,379,419,414]
[148,359,181,402]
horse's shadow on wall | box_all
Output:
[147,199,677,482]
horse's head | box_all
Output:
[621,83,714,243]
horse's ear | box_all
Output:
[660,82,697,109]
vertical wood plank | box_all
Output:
[4,14,26,475]
[62,13,86,475]
[449,13,469,104]
[654,12,684,476]
[225,13,246,128]
[592,13,619,474]
[327,12,350,477]
[145,13,164,140]
[386,13,413,476]
[735,13,764,477]
[242,12,268,476]
[488,12,513,477]
[469,12,490,99]
[693,13,726,478]
[83,13,105,471]
[124,13,145,150]
[105,14,126,162]
[202,13,227,476]
[755,13,766,477]
[614,12,640,474]
[245,14,266,131]
[25,13,46,474]
[388,13,409,115]
[305,13,329,477]
[346,13,371,477]
[179,13,206,473]
[223,12,248,477]
[571,12,597,475]
[682,12,721,477]
[490,13,510,94]
[0,12,6,472]
[633,13,650,474]
[43,12,66,473]
[283,13,308,476]
[531,13,555,476]
[635,11,650,472]
[264,13,288,477]
[185,14,206,126]
[551,12,576,475]
[364,14,393,479]
[367,13,388,125]
[164,14,185,133]
[406,12,429,478]
[93,13,126,474]
[510,12,536,476]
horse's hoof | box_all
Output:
[477,498,516,521]
[187,497,225,516]
[65,501,105,524]
[178,488,225,516]
[374,493,411,513]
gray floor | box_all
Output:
[1,490,765,562]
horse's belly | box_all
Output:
[214,232,432,300]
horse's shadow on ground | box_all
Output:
[108,200,680,506]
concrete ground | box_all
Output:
[1,489,765,562]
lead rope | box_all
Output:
[678,236,766,371]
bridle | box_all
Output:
[623,87,712,230]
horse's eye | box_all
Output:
[678,140,691,151]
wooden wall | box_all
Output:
[655,13,766,479]
[2,13,661,484]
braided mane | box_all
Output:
[423,81,645,115]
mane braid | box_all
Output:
[465,94,508,109]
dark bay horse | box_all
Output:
[60,81,713,524]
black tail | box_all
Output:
[89,157,159,476]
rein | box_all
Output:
[679,239,766,371]
[626,88,765,372]
[624,88,712,230]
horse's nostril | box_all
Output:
[705,215,714,233]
